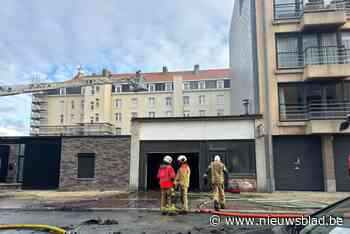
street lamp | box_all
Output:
[339,113,350,131]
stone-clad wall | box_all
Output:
[59,136,131,191]
[7,144,19,183]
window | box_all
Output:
[82,88,85,95]
[183,82,190,90]
[274,0,301,20]
[71,100,75,109]
[91,86,95,95]
[95,113,99,122]
[217,109,224,116]
[60,114,64,124]
[226,142,256,175]
[115,99,122,108]
[115,113,122,122]
[148,97,155,107]
[131,98,138,108]
[224,80,231,88]
[205,80,217,89]
[77,153,95,179]
[96,86,100,93]
[155,83,165,91]
[66,87,81,95]
[148,84,155,92]
[131,112,138,118]
[276,34,301,69]
[149,112,156,118]
[217,95,225,105]
[90,101,94,110]
[199,95,206,105]
[217,80,224,89]
[60,88,66,96]
[183,96,190,105]
[70,114,75,122]
[116,128,122,135]
[81,100,84,109]
[199,110,206,116]
[95,98,100,108]
[90,117,94,123]
[165,82,173,91]
[166,111,173,117]
[113,85,122,93]
[121,84,130,92]
[190,81,199,90]
[184,111,190,117]
[165,97,172,107]
[199,81,205,89]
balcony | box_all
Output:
[31,123,115,136]
[280,101,350,133]
[274,0,350,26]
[301,1,347,30]
[303,46,350,80]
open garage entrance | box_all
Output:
[147,153,200,191]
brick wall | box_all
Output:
[59,136,131,191]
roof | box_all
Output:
[111,68,231,82]
[132,114,263,123]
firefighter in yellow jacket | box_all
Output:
[207,155,228,211]
[175,155,191,213]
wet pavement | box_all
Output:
[0,210,274,234]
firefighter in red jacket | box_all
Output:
[157,155,176,214]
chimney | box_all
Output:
[193,64,200,75]
[162,66,168,73]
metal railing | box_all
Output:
[274,0,350,20]
[277,46,350,69]
[31,123,115,136]
[280,101,350,121]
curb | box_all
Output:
[0,207,311,214]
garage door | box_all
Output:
[333,136,350,191]
[22,138,61,189]
[273,136,324,191]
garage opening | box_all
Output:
[147,153,199,191]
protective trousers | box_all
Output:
[179,186,189,211]
[160,188,173,211]
[213,183,225,206]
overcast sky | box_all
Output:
[0,0,234,136]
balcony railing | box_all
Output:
[274,0,350,20]
[30,123,115,136]
[280,101,350,121]
[277,46,350,69]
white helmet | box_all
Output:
[177,155,187,163]
[163,155,173,164]
[214,155,221,161]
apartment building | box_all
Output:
[230,0,350,191]
[30,66,231,136]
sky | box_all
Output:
[0,0,234,136]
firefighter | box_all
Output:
[157,155,176,215]
[207,155,228,211]
[175,155,191,214]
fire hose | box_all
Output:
[0,224,66,233]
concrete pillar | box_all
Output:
[129,121,141,191]
[321,135,336,192]
[254,119,268,192]
[172,75,183,117]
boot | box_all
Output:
[214,200,219,211]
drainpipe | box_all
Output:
[261,0,275,192]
